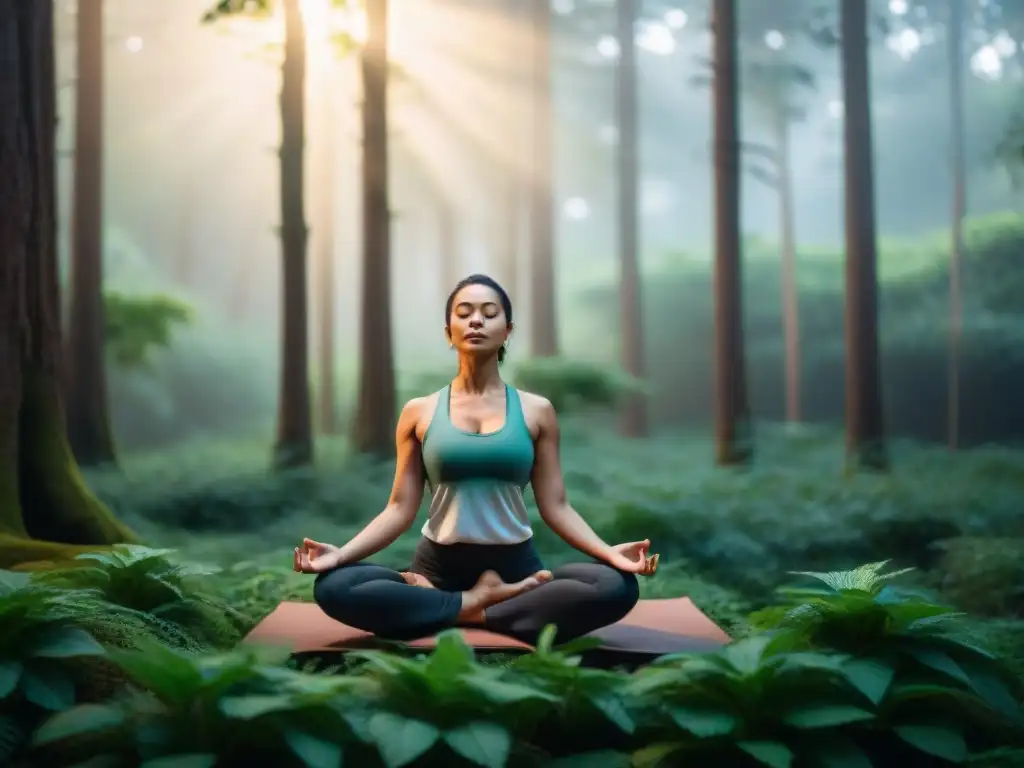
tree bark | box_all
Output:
[947,0,965,452]
[353,0,396,458]
[0,0,135,567]
[840,0,887,472]
[315,73,337,435]
[274,0,314,469]
[775,109,801,426]
[65,0,115,467]
[711,0,753,466]
[527,0,557,357]
[615,0,647,438]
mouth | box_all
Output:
[464,333,487,341]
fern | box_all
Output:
[789,559,915,593]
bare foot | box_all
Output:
[457,569,553,625]
[400,572,435,589]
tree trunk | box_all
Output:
[495,0,522,297]
[528,0,558,357]
[274,0,314,469]
[65,0,115,467]
[711,0,753,466]
[947,0,965,452]
[840,0,887,472]
[315,77,337,435]
[775,109,801,426]
[0,0,135,567]
[353,0,396,458]
[615,0,647,438]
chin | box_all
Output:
[461,343,499,358]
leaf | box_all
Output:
[722,635,772,675]
[908,648,969,684]
[806,737,874,768]
[368,712,439,767]
[738,740,794,768]
[443,721,510,768]
[588,692,635,734]
[782,705,874,729]
[32,703,125,745]
[220,694,297,720]
[840,657,894,705]
[465,677,558,706]
[426,631,474,680]
[893,725,967,762]
[0,570,32,591]
[0,661,22,699]
[666,706,737,737]
[21,666,76,711]
[284,728,343,768]
[535,624,558,654]
[33,626,105,658]
[631,742,688,768]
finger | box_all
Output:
[304,538,324,550]
[651,553,660,574]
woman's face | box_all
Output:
[447,283,511,358]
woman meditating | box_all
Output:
[293,274,658,644]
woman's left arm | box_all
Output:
[530,398,621,564]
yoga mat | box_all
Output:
[243,597,730,658]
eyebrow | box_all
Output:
[455,301,499,309]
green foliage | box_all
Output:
[578,213,1024,445]
[750,562,1024,759]
[933,538,1024,619]
[104,291,192,370]
[511,358,645,414]
[0,571,107,764]
[34,545,248,649]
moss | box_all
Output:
[0,533,109,570]
[18,366,137,547]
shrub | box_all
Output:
[511,358,644,413]
[104,291,193,370]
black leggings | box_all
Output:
[313,537,640,643]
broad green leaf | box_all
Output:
[368,712,439,767]
[426,631,474,680]
[588,692,635,734]
[738,740,794,768]
[841,657,894,705]
[961,663,1022,720]
[893,725,967,762]
[140,756,218,768]
[220,694,297,720]
[782,705,874,729]
[0,662,22,699]
[21,666,75,711]
[545,751,631,768]
[908,648,969,684]
[107,644,204,705]
[284,728,343,768]
[443,721,511,768]
[722,636,772,675]
[464,677,558,705]
[666,706,737,737]
[33,627,105,659]
[553,635,605,655]
[0,571,32,591]
[32,703,125,745]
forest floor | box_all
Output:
[86,420,1024,673]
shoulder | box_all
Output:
[398,392,442,437]
[515,389,558,430]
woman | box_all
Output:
[293,274,658,644]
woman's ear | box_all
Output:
[505,322,515,342]
[444,326,453,347]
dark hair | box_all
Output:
[445,274,513,363]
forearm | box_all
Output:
[337,505,415,565]
[540,504,615,562]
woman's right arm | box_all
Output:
[332,399,426,566]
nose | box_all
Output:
[468,313,484,328]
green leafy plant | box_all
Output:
[347,630,564,767]
[750,561,1024,762]
[32,641,377,767]
[0,571,107,765]
[626,635,874,767]
[104,291,193,370]
[511,358,645,414]
[34,545,249,649]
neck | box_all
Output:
[452,355,502,395]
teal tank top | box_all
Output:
[420,384,536,545]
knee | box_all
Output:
[312,564,367,620]
[572,562,639,611]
